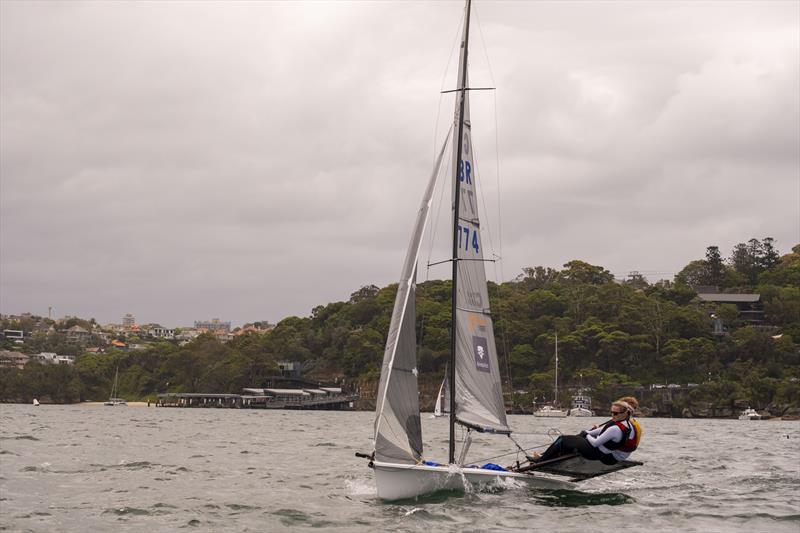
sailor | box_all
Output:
[533,396,641,465]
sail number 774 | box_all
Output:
[457,224,479,254]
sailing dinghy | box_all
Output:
[534,332,567,417]
[432,366,449,418]
[357,0,641,500]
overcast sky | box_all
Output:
[1,1,798,327]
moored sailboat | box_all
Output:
[104,365,127,406]
[534,332,567,417]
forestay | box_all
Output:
[373,131,452,463]
[451,38,509,435]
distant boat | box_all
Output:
[432,365,450,418]
[32,398,40,406]
[739,407,761,420]
[534,332,567,418]
[534,405,567,418]
[104,366,127,406]
[568,391,594,417]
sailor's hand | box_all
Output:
[579,430,587,437]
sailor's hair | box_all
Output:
[613,400,635,414]
[618,396,639,409]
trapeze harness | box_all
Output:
[598,418,642,455]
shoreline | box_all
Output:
[2,402,797,419]
[79,401,150,407]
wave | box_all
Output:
[270,508,337,528]
[1,435,40,441]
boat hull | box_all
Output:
[568,407,593,417]
[372,460,573,500]
[739,408,761,420]
[534,410,567,418]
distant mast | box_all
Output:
[554,332,558,406]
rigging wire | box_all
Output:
[425,134,453,278]
[419,130,453,352]
[433,9,466,166]
[425,6,464,274]
[423,2,463,284]
[470,442,550,466]
[470,4,516,408]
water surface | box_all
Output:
[1,405,798,532]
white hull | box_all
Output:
[373,461,573,500]
[104,400,127,406]
[568,407,593,417]
[534,409,567,418]
[739,408,761,420]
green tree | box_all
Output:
[560,260,615,285]
[760,237,781,269]
[675,260,707,289]
[705,246,725,287]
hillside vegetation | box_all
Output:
[1,239,798,415]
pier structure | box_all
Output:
[156,387,357,410]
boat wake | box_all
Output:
[529,488,636,507]
[343,477,374,497]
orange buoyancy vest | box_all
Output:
[600,418,642,453]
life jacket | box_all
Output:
[599,418,641,453]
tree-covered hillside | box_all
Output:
[2,239,798,415]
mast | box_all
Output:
[554,332,558,406]
[449,0,472,465]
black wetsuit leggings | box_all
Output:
[537,435,617,465]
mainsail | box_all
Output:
[374,0,508,470]
[373,132,451,464]
[450,12,509,435]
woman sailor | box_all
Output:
[533,396,641,465]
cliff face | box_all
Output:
[354,376,442,413]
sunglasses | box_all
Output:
[610,410,625,414]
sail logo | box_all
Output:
[472,336,490,373]
[467,314,486,332]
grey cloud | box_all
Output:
[2,1,797,326]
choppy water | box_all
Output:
[1,405,798,532]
